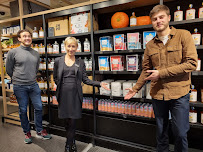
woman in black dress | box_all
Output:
[53,37,109,152]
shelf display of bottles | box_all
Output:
[130,12,137,27]
[82,97,93,110]
[32,27,44,39]
[1,25,20,36]
[97,99,155,118]
[189,107,197,123]
[84,57,92,71]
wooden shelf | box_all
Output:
[32,38,44,42]
[7,102,18,106]
[6,89,13,93]
[1,34,17,38]
[47,32,91,40]
[2,48,11,52]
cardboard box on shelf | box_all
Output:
[69,12,98,34]
[82,76,98,94]
[48,16,69,36]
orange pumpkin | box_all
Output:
[137,16,152,26]
[111,12,129,29]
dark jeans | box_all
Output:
[152,93,190,152]
[65,118,76,145]
[13,82,43,133]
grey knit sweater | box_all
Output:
[6,45,40,85]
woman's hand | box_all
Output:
[124,88,136,100]
[100,82,110,91]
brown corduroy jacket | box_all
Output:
[132,27,198,100]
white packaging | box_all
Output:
[146,82,152,99]
[189,112,197,123]
[111,80,126,96]
[122,81,133,97]
[100,79,113,95]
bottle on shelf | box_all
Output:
[189,107,197,123]
[84,57,89,71]
[39,27,44,38]
[53,41,59,54]
[77,39,81,52]
[47,44,53,54]
[32,27,39,39]
[34,44,39,52]
[201,111,203,124]
[42,58,46,71]
[39,43,45,54]
[198,2,203,18]
[39,58,43,70]
[192,28,201,45]
[196,57,201,71]
[84,38,90,52]
[130,12,137,26]
[174,6,183,21]
[190,85,197,102]
[38,77,45,90]
[61,40,66,53]
[186,4,196,20]
[88,57,92,71]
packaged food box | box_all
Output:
[127,32,141,49]
[110,55,124,71]
[100,36,113,51]
[98,56,109,71]
[143,31,156,49]
[113,34,125,50]
[126,54,139,71]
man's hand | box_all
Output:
[124,88,136,100]
[144,70,160,81]
[100,82,110,91]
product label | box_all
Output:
[61,44,66,53]
[199,8,203,18]
[201,113,203,124]
[53,45,59,54]
[174,11,183,21]
[39,48,45,54]
[196,59,201,71]
[38,82,44,89]
[33,32,38,38]
[84,42,90,52]
[77,43,81,52]
[48,47,53,54]
[39,31,44,38]
[192,34,201,45]
[186,9,196,20]
[189,112,197,123]
[190,91,197,102]
[41,96,46,102]
[130,18,137,26]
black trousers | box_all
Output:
[65,118,76,145]
[152,93,190,152]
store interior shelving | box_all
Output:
[1,0,203,151]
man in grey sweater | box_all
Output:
[6,29,51,144]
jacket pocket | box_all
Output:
[149,50,159,67]
[167,45,182,65]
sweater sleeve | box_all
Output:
[6,50,15,77]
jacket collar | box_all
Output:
[154,26,176,42]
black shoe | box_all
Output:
[71,144,77,152]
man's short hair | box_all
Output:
[17,29,32,38]
[149,5,170,18]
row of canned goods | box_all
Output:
[98,99,155,118]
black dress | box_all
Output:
[58,62,82,119]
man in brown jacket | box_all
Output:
[124,5,197,152]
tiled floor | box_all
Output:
[0,97,117,152]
